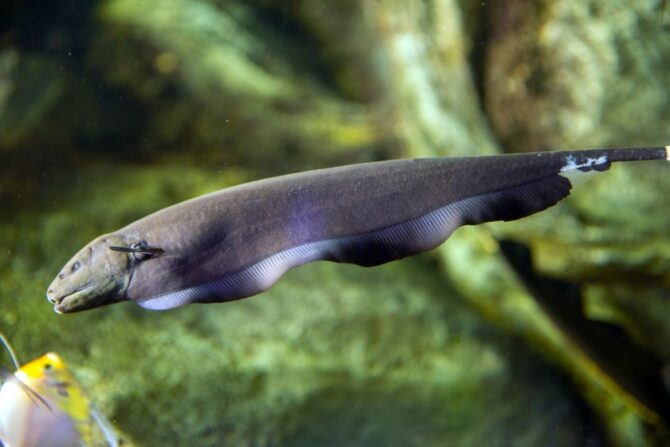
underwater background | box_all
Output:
[2,0,670,445]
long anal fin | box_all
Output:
[459,175,572,225]
[137,175,573,309]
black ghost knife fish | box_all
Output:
[47,146,670,312]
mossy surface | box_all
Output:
[485,0,670,152]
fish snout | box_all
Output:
[46,287,59,304]
[46,273,69,305]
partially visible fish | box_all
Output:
[0,333,119,447]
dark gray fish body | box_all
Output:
[47,147,669,312]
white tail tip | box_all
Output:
[666,145,670,161]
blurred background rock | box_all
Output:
[1,0,670,445]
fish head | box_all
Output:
[19,352,67,381]
[47,233,134,314]
[18,353,89,418]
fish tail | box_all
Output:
[559,146,668,173]
[597,146,669,162]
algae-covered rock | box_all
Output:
[90,0,385,169]
[363,0,498,158]
[437,224,669,446]
[485,0,670,152]
[249,0,382,103]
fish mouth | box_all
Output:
[52,287,98,314]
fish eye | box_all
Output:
[71,261,81,273]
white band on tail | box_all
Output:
[665,145,670,161]
[560,155,609,172]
